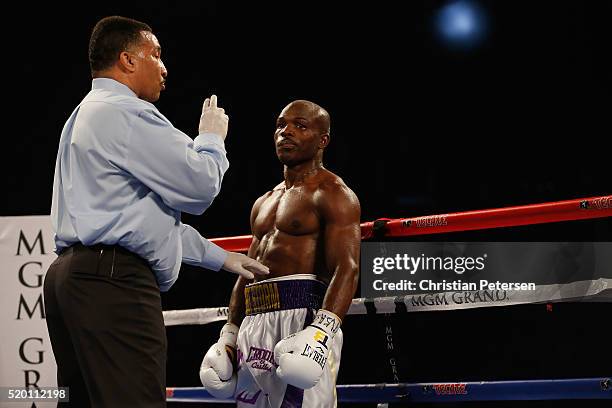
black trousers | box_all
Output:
[43,243,167,408]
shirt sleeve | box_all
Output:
[180,223,228,271]
[124,107,230,215]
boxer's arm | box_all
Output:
[227,192,267,326]
[227,234,257,325]
[227,276,248,327]
[318,182,361,321]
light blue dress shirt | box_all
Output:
[51,78,229,291]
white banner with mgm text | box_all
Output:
[0,216,57,407]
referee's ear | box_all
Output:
[118,50,137,74]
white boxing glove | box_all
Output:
[274,309,341,389]
[199,322,239,398]
[198,94,229,140]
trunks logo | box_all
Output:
[301,344,328,369]
[402,219,412,227]
[425,383,467,395]
[236,389,262,404]
[246,346,277,372]
[580,200,589,209]
[166,388,174,398]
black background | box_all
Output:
[5,0,611,406]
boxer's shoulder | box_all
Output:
[314,170,358,206]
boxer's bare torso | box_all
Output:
[249,168,352,284]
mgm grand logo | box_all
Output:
[581,196,612,210]
[423,383,468,395]
[403,215,448,228]
[409,290,509,306]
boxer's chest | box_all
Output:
[254,188,320,236]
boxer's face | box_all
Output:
[130,31,167,102]
[274,102,326,166]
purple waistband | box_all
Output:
[244,279,327,315]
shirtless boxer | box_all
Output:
[199,100,361,407]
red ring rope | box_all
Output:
[211,195,612,252]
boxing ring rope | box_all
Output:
[164,194,612,325]
[166,377,611,403]
[166,195,612,403]
[210,195,612,252]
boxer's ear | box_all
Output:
[319,133,330,149]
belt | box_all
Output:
[60,242,149,272]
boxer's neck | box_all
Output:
[284,160,323,188]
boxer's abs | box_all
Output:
[252,229,330,283]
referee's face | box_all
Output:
[132,31,167,103]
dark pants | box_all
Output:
[43,244,167,408]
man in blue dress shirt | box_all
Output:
[43,16,269,407]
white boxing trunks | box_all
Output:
[236,274,343,408]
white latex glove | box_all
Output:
[199,94,229,140]
[200,323,239,398]
[274,309,341,389]
[222,252,269,279]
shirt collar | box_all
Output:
[91,78,138,98]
